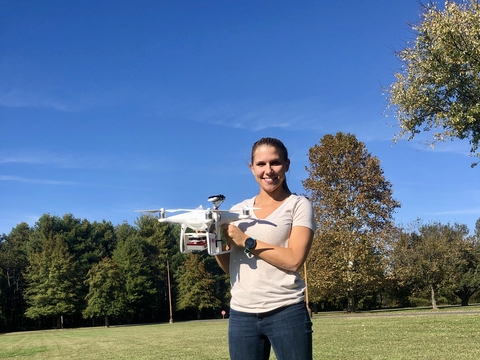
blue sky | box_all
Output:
[1,0,479,236]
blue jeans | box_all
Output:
[228,302,313,360]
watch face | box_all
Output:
[245,238,256,249]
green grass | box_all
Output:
[1,309,479,359]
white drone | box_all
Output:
[136,195,255,255]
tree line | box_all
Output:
[1,132,480,333]
[0,214,228,332]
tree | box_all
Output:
[29,214,118,320]
[24,235,81,328]
[83,257,126,327]
[450,226,480,306]
[387,0,480,166]
[303,132,401,312]
[90,220,117,260]
[0,262,4,323]
[475,217,480,241]
[175,254,220,319]
[136,215,178,322]
[0,223,30,331]
[391,221,469,309]
[112,230,156,323]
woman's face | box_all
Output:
[250,145,290,194]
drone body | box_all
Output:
[136,195,254,255]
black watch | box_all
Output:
[244,237,257,255]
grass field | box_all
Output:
[1,308,480,359]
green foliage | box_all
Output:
[135,215,179,321]
[24,235,82,324]
[390,221,471,309]
[175,254,221,317]
[0,264,4,321]
[112,232,156,321]
[0,223,30,330]
[83,257,126,325]
[303,132,400,312]
[3,208,478,331]
[387,0,480,165]
[450,234,480,305]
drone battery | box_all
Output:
[184,233,210,252]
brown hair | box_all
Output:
[251,137,291,193]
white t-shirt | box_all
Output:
[229,194,316,313]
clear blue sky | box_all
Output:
[1,0,479,235]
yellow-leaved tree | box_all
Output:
[303,133,400,312]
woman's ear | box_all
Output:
[285,159,290,172]
[249,163,254,175]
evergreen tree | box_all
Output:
[0,263,4,324]
[175,254,220,319]
[91,220,117,259]
[83,257,126,327]
[136,215,175,321]
[24,235,81,328]
[112,231,156,323]
[0,223,30,331]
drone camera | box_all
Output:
[208,194,226,210]
[208,194,225,203]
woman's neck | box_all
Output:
[256,188,291,204]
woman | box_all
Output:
[216,137,316,360]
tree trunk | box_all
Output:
[430,284,438,310]
[454,290,471,306]
[57,315,64,329]
[347,291,356,313]
[105,316,109,328]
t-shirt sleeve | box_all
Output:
[293,196,316,232]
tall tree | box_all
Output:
[90,220,117,260]
[30,214,116,318]
[24,235,81,328]
[0,262,4,324]
[112,229,156,323]
[386,0,480,166]
[175,254,220,319]
[83,257,126,327]
[0,223,30,331]
[303,132,400,312]
[136,215,177,321]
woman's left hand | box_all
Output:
[221,224,248,248]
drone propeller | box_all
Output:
[135,209,163,213]
[216,206,260,212]
[135,207,200,214]
[136,208,172,213]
